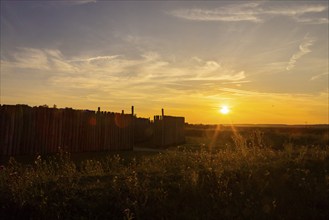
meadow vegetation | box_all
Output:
[1,128,328,219]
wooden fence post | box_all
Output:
[162,108,165,146]
[131,106,135,149]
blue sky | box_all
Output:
[1,0,328,124]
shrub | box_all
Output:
[1,142,328,219]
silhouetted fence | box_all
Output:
[134,117,153,144]
[0,105,133,155]
[134,110,185,147]
[0,105,185,156]
[153,115,185,147]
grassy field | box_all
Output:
[1,126,329,219]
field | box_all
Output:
[1,125,329,219]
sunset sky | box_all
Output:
[1,0,328,124]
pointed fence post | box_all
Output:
[131,106,135,150]
[161,108,164,146]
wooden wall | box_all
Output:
[0,105,133,156]
[152,115,185,147]
[0,105,185,156]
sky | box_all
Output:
[1,0,328,124]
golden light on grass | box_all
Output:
[219,105,230,115]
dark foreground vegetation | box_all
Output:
[1,126,329,219]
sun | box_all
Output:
[219,105,230,115]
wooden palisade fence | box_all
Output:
[0,105,133,156]
[0,105,185,156]
[152,109,185,147]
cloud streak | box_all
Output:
[310,72,328,81]
[50,0,97,7]
[286,36,315,70]
[1,48,247,101]
[1,48,77,72]
[169,2,328,23]
[169,3,262,22]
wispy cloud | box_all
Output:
[169,3,262,22]
[221,80,251,85]
[69,55,122,64]
[219,88,266,97]
[31,0,97,8]
[310,72,329,81]
[51,0,97,6]
[169,2,328,23]
[1,48,246,98]
[217,88,328,107]
[1,48,75,72]
[294,17,329,24]
[69,0,97,5]
[286,36,315,71]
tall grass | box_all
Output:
[1,138,328,219]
